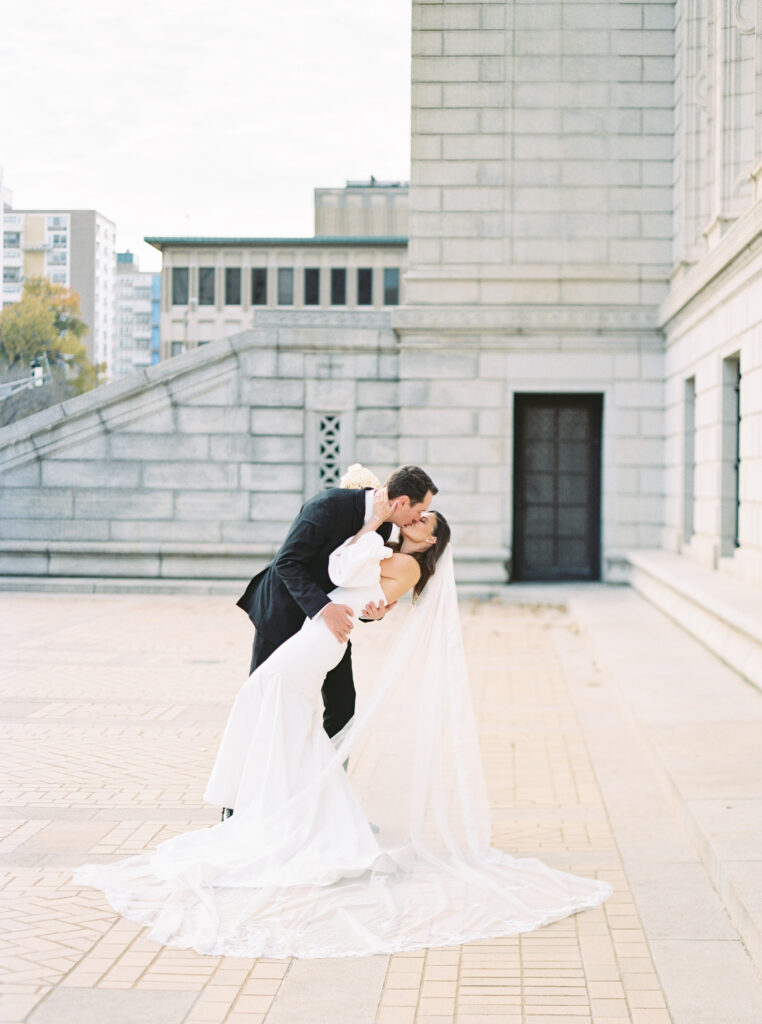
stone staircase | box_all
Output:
[567,564,762,978]
[626,548,762,694]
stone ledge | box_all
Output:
[0,575,246,594]
[0,542,510,585]
[0,540,276,556]
[568,585,762,978]
[626,548,762,692]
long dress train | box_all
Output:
[74,532,612,958]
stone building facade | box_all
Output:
[1,1,761,610]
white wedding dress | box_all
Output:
[74,533,612,958]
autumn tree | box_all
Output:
[0,278,104,426]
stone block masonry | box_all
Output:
[0,323,406,580]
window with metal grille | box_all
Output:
[683,377,696,543]
[318,414,342,488]
[721,356,741,555]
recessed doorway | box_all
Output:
[512,393,603,581]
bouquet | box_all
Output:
[340,463,381,490]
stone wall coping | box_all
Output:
[0,540,509,562]
[0,321,396,459]
[0,541,275,557]
[626,548,762,647]
[0,335,239,451]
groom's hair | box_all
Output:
[386,465,438,504]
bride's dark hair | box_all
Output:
[390,510,451,602]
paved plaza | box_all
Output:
[1,584,761,1024]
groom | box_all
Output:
[230,465,438,812]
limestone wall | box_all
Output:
[393,311,665,578]
[663,227,762,588]
[408,0,674,308]
[0,316,402,580]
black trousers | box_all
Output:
[249,630,356,740]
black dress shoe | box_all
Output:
[221,807,234,821]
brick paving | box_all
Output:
[2,592,676,1023]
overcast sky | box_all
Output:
[0,0,412,271]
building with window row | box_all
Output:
[147,237,406,360]
[1,206,116,373]
[114,252,161,378]
[146,179,408,359]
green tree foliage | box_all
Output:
[0,278,104,425]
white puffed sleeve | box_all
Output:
[328,532,392,588]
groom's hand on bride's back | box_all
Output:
[321,602,354,643]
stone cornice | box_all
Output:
[252,310,393,329]
[660,197,762,328]
[392,304,661,334]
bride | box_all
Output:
[74,490,612,958]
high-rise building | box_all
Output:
[150,273,161,365]
[114,251,160,378]
[1,208,116,375]
[0,169,11,302]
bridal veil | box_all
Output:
[74,544,612,958]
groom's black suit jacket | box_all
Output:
[236,487,392,648]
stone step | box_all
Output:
[626,548,762,693]
[0,541,508,584]
[568,584,762,978]
[0,575,245,595]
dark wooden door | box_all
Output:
[513,394,602,581]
